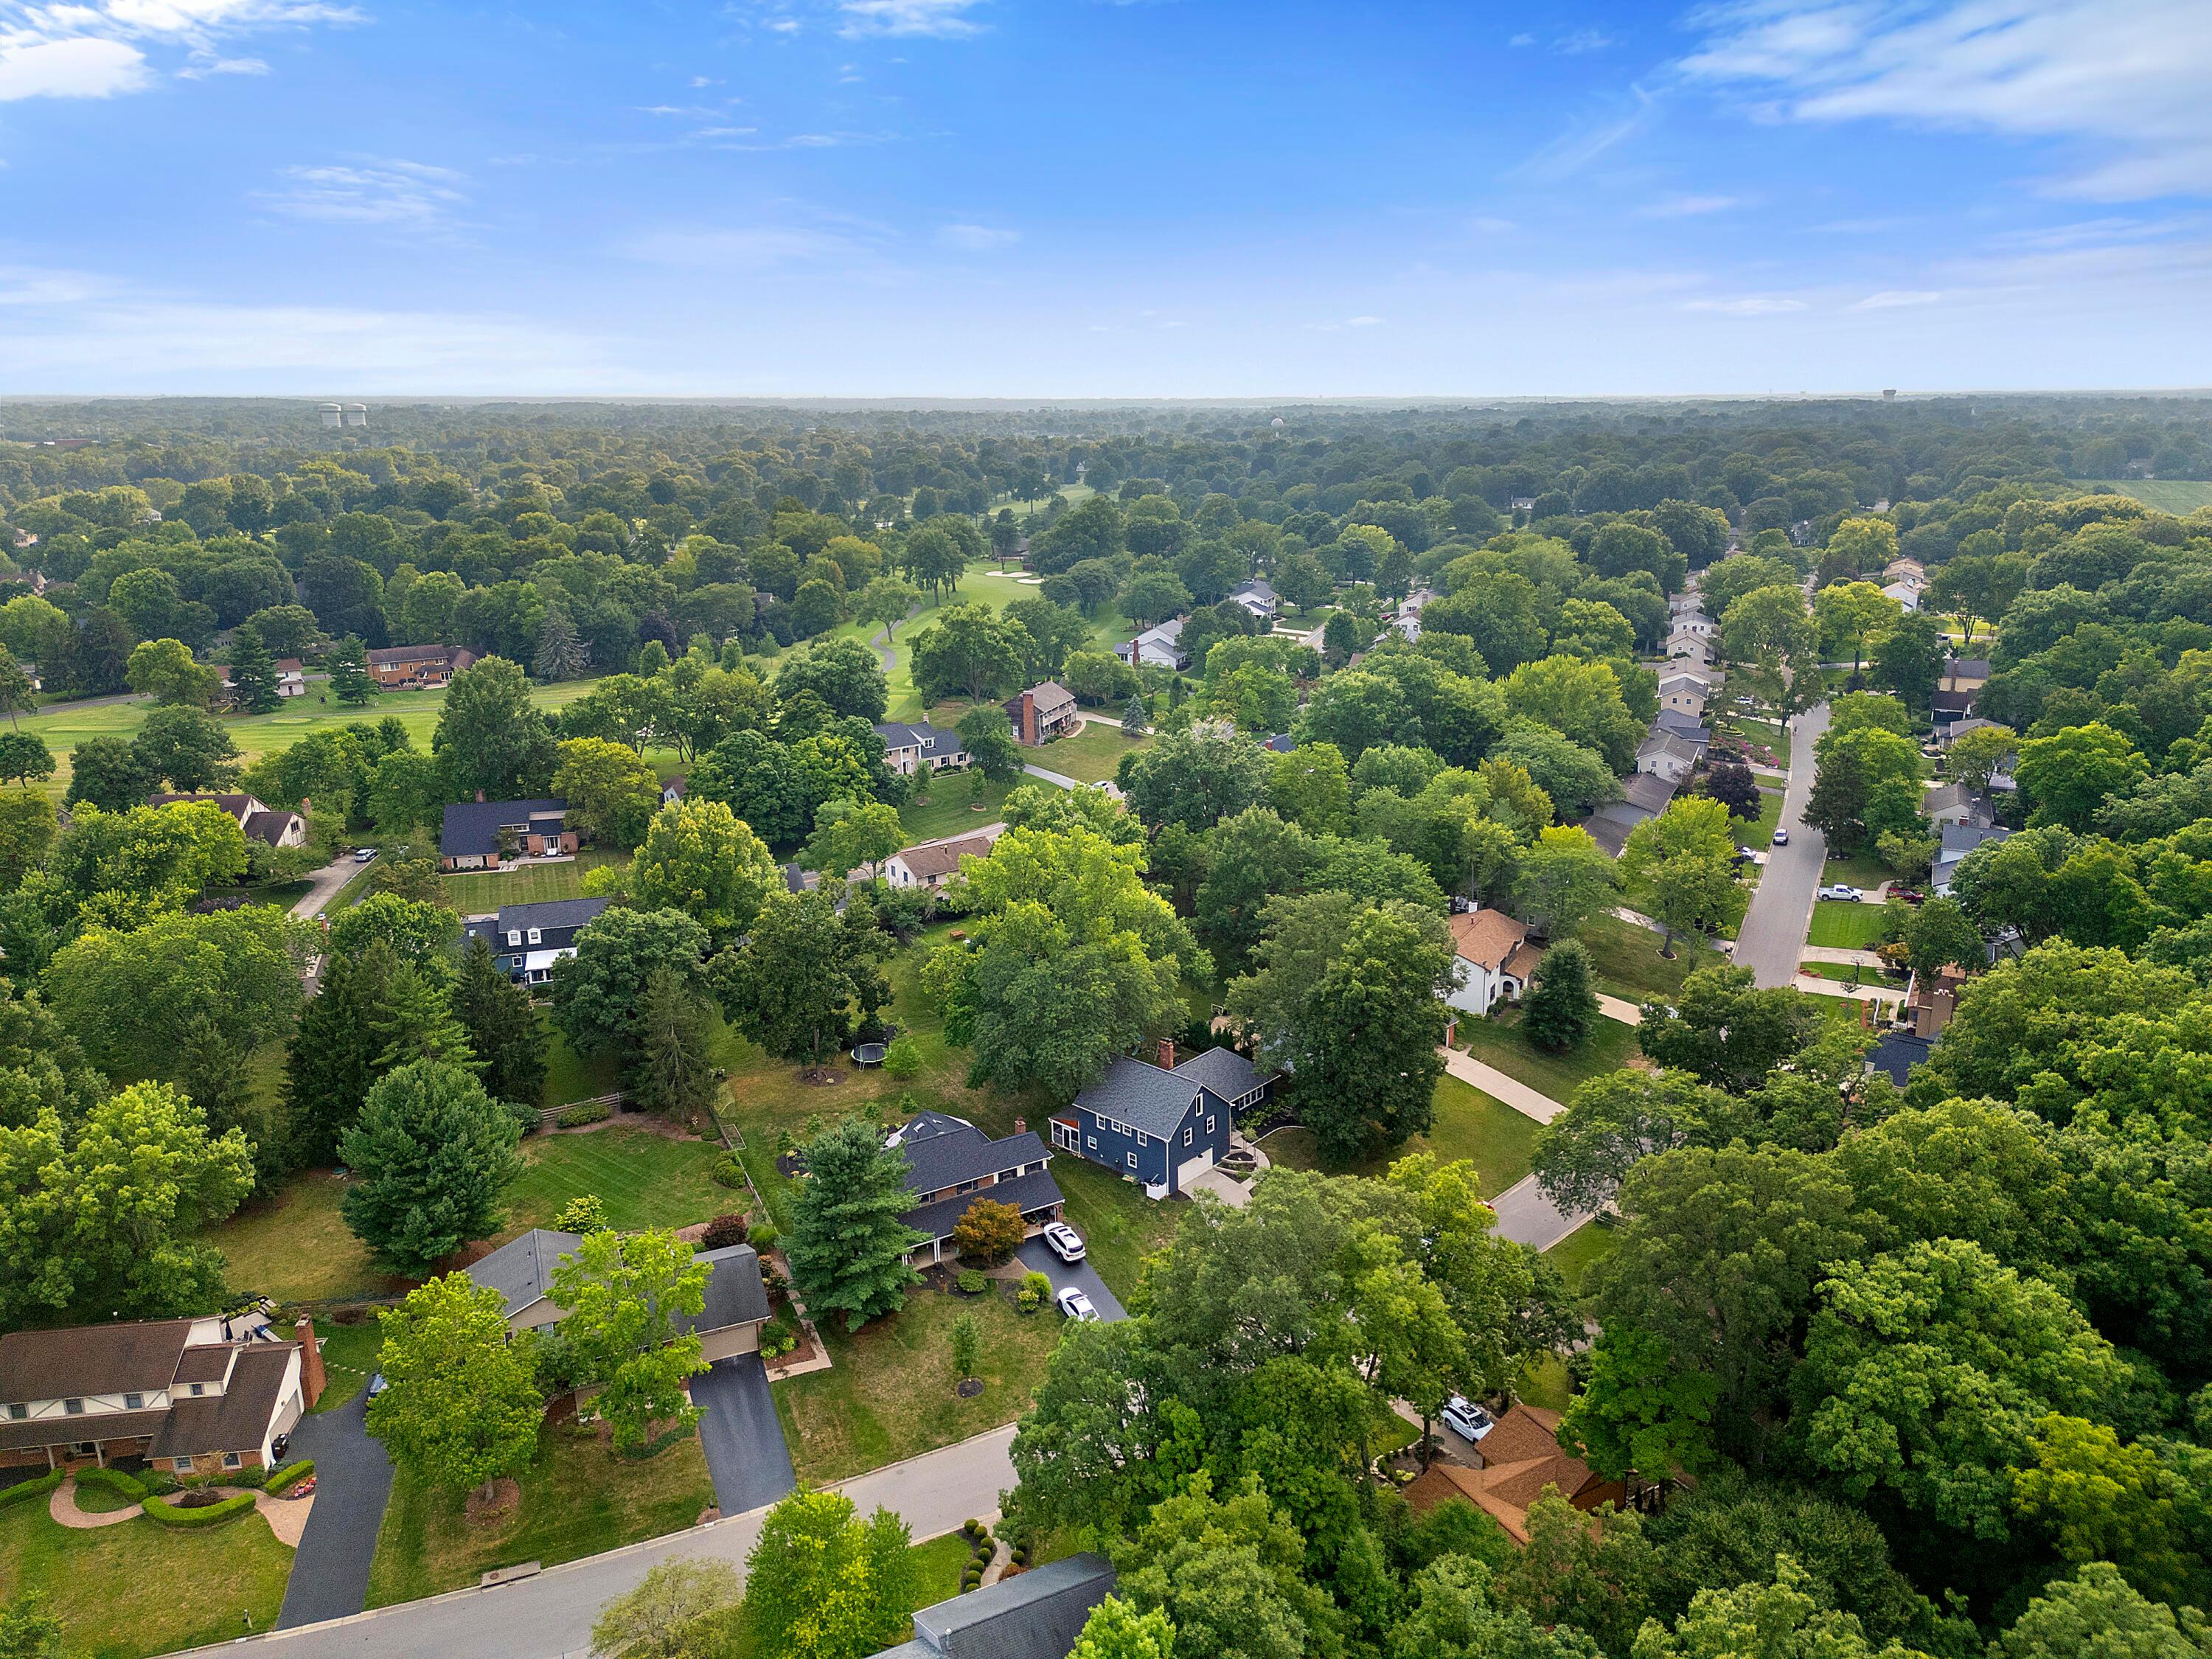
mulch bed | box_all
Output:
[956,1379,984,1399]
[465,1478,520,1528]
[797,1068,844,1087]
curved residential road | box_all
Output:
[226,1427,1018,1659]
[1731,701,1830,990]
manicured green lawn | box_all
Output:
[439,847,627,914]
[1517,1352,1575,1411]
[540,1020,623,1107]
[1798,960,1903,985]
[1745,787,1784,849]
[366,1419,714,1607]
[1051,1155,1180,1298]
[1261,1074,1537,1196]
[2071,479,2212,514]
[909,1530,983,1602]
[1455,1009,1638,1107]
[1033,721,1150,784]
[1731,717,1791,768]
[1576,912,1720,1005]
[504,1122,736,1237]
[771,1281,1065,1486]
[1544,1218,1617,1293]
[0,1500,293,1659]
[209,1169,403,1307]
[897,773,1032,843]
[1806,901,1894,950]
[18,679,596,799]
[310,1316,386,1414]
[1820,849,1893,890]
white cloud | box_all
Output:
[1555,27,1613,53]
[0,0,360,95]
[1346,314,1382,327]
[254,159,467,226]
[1677,0,2212,200]
[1682,293,1809,314]
[1513,86,1658,181]
[1508,32,1534,47]
[1638,192,1742,218]
[936,222,1018,251]
[1467,215,1517,234]
[1851,289,1942,308]
[0,34,146,97]
[837,0,985,38]
[622,225,869,270]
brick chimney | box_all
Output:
[299,796,310,816]
[1158,1037,1176,1070]
[1012,1116,1026,1135]
[475,787,486,803]
[295,1316,324,1408]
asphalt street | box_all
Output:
[1729,701,1831,990]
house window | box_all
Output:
[1135,1133,1147,1147]
[124,1393,143,1411]
[173,1458,194,1474]
[507,931,521,946]
[1087,1136,1098,1150]
[1207,1116,1217,1133]
[3,1404,22,1420]
[63,1398,83,1416]
[1183,1127,1193,1146]
[72,1441,96,1457]
[527,928,542,945]
[189,1384,205,1397]
[223,1453,243,1470]
[1126,1152,1137,1169]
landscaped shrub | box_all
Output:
[264,1459,314,1495]
[557,1100,611,1129]
[554,1193,608,1232]
[881,1034,922,1079]
[761,1311,800,1360]
[711,1152,745,1189]
[955,1268,988,1295]
[748,1221,779,1251]
[700,1212,751,1250]
[144,1492,257,1528]
[950,1197,1025,1265]
[74,1466,147,1503]
[0,1470,63,1508]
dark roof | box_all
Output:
[440,797,569,858]
[147,792,303,846]
[897,1121,1049,1196]
[0,1408,171,1451]
[469,897,610,939]
[894,833,995,881]
[874,720,966,761]
[1938,822,2009,860]
[366,644,470,668]
[0,1318,194,1402]
[781,863,815,894]
[150,1344,297,1458]
[1264,732,1297,753]
[1170,1045,1276,1100]
[1931,689,1976,715]
[1947,657,1992,678]
[903,1553,1117,1659]
[1074,1056,1202,1141]
[887,1109,978,1148]
[465,1228,583,1319]
[1653,711,1711,742]
[904,1166,1065,1245]
[1580,810,1635,858]
[1866,1032,1935,1086]
[173,1346,234,1384]
[682,1245,771,1335]
[1620,772,1679,814]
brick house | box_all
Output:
[365,644,477,689]
[439,796,578,872]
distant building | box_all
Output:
[1931,822,2010,895]
[147,791,307,849]
[1004,681,1079,745]
[365,644,475,689]
[463,897,611,984]
[1635,728,1708,784]
[876,1553,1117,1659]
[1116,618,1191,672]
[1225,579,1280,621]
[874,720,971,776]
[318,404,343,429]
[885,830,998,892]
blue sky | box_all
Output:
[1,0,2208,395]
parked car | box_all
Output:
[353,846,378,863]
[1042,1222,1086,1264]
[1055,1287,1099,1323]
[1891,888,1928,905]
[1820,884,1865,902]
[1772,829,1790,846]
[1441,1395,1495,1444]
[367,1372,388,1399]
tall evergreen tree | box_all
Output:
[227,621,281,714]
[785,1116,925,1331]
[287,942,392,1163]
[1523,939,1599,1054]
[330,636,374,705]
[629,963,719,1120]
[1121,693,1149,736]
[532,604,588,682]
[339,1059,524,1275]
[453,934,547,1109]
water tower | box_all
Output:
[1882,389,1897,400]
[318,403,342,428]
[343,403,369,428]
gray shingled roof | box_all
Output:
[1074,1056,1201,1141]
[440,797,569,859]
[897,1122,1049,1195]
[905,1553,1117,1659]
[680,1245,771,1335]
[903,1166,1065,1245]
[150,1343,296,1458]
[1170,1046,1275,1101]
[465,1228,583,1321]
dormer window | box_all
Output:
[526,928,543,945]
[507,931,521,946]
[124,1392,144,1410]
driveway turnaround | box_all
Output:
[1487,1174,1591,1252]
[1013,1237,1127,1322]
[239,1425,1020,1659]
[1731,701,1831,990]
[276,1388,394,1630]
[689,1355,796,1517]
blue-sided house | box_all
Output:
[1051,1040,1279,1199]
[462,897,611,985]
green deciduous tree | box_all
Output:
[62,734,153,813]
[740,1489,919,1659]
[1121,726,1274,836]
[630,797,780,939]
[1117,1475,1346,1659]
[1997,1563,2212,1659]
[589,1558,740,1659]
[125,636,221,707]
[1559,1323,1719,1484]
[785,1116,925,1330]
[132,703,242,792]
[552,1227,709,1451]
[434,655,557,801]
[554,737,664,849]
[551,906,712,1062]
[368,1272,543,1496]
[1522,938,1599,1054]
[339,1060,524,1276]
[804,796,904,881]
[1070,1597,1179,1659]
[2015,722,2149,831]
[1514,826,1621,939]
[714,888,888,1067]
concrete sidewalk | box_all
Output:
[1596,995,1643,1025]
[1437,1047,1565,1124]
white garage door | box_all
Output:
[1177,1152,1214,1190]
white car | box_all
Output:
[1055,1287,1099,1322]
[366,1372,388,1399]
[353,846,378,863]
[1820,884,1865,902]
[1441,1395,1495,1443]
[1042,1222,1086,1263]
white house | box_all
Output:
[1116,618,1192,671]
[885,830,999,892]
[1658,668,1714,717]
[1636,729,1708,784]
[1226,580,1280,620]
[873,720,970,777]
[1442,908,1543,1018]
[1881,580,1922,613]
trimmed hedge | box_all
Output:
[0,1470,62,1509]
[557,1100,612,1128]
[73,1466,148,1503]
[265,1460,313,1495]
[144,1492,257,1528]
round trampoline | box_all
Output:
[853,1042,888,1068]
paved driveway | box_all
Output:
[1014,1237,1127,1322]
[689,1355,796,1517]
[1732,701,1830,989]
[276,1388,393,1630]
[1488,1174,1592,1251]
